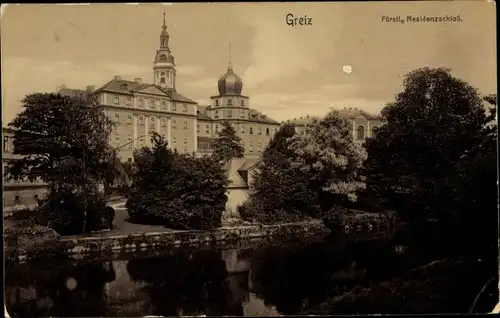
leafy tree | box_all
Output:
[288,111,367,209]
[211,121,245,163]
[5,93,118,233]
[242,111,366,223]
[126,132,229,230]
[364,67,492,224]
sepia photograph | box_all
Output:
[1,1,498,316]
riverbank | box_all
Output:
[301,256,497,314]
[4,220,330,262]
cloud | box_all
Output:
[233,7,319,90]
[176,65,205,77]
[1,56,154,124]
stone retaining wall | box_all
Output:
[5,220,330,262]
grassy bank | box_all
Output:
[302,256,496,314]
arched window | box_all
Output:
[266,128,270,135]
[357,125,365,140]
[371,126,378,137]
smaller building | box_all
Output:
[284,107,384,144]
[223,158,260,219]
[2,127,48,211]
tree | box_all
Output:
[211,121,245,163]
[240,123,313,222]
[364,68,492,223]
[288,111,367,213]
[5,92,118,234]
[241,111,366,223]
[126,132,229,230]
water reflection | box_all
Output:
[5,228,497,317]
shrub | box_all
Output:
[36,191,108,235]
[127,133,229,230]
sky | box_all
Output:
[1,1,496,124]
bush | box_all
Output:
[36,191,108,235]
[126,133,229,230]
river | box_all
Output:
[4,225,498,317]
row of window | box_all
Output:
[196,123,275,135]
[111,135,189,150]
[214,99,245,107]
[213,109,246,119]
[356,125,378,140]
[112,96,188,112]
[114,114,190,129]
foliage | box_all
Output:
[364,68,492,219]
[4,93,119,234]
[242,112,366,224]
[211,120,245,163]
[363,68,497,257]
[126,132,229,230]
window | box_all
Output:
[183,120,188,129]
[215,100,219,106]
[138,99,144,107]
[113,95,119,104]
[114,113,120,120]
[15,195,20,202]
[149,99,156,109]
[161,100,167,109]
[241,100,245,106]
[127,135,133,149]
[240,125,245,133]
[139,115,144,125]
[371,126,378,137]
[357,125,365,140]
[127,115,132,124]
[161,117,167,127]
[258,143,262,152]
[172,137,177,147]
[34,194,39,200]
[150,116,156,127]
[206,124,210,134]
[240,109,245,118]
[172,119,177,128]
[215,124,219,132]
[249,143,253,152]
[128,157,133,163]
[183,104,187,112]
[227,109,233,118]
[3,136,9,152]
[161,72,166,77]
[126,97,132,105]
[215,110,219,118]
[249,127,253,134]
[160,77,166,84]
[258,127,262,135]
[197,124,200,133]
[184,138,188,151]
[301,130,305,135]
[266,128,270,135]
[172,103,177,111]
[227,99,233,106]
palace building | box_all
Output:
[57,13,281,162]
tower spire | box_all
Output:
[228,42,233,71]
[162,8,167,31]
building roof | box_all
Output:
[284,116,321,126]
[58,88,90,99]
[93,78,197,104]
[222,157,261,188]
[337,107,382,120]
[197,106,213,121]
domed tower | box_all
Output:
[210,43,250,111]
[153,11,176,90]
[218,62,243,96]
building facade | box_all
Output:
[2,127,48,212]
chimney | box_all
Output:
[86,85,95,93]
[114,75,122,80]
[134,77,142,84]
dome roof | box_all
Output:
[218,63,243,96]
